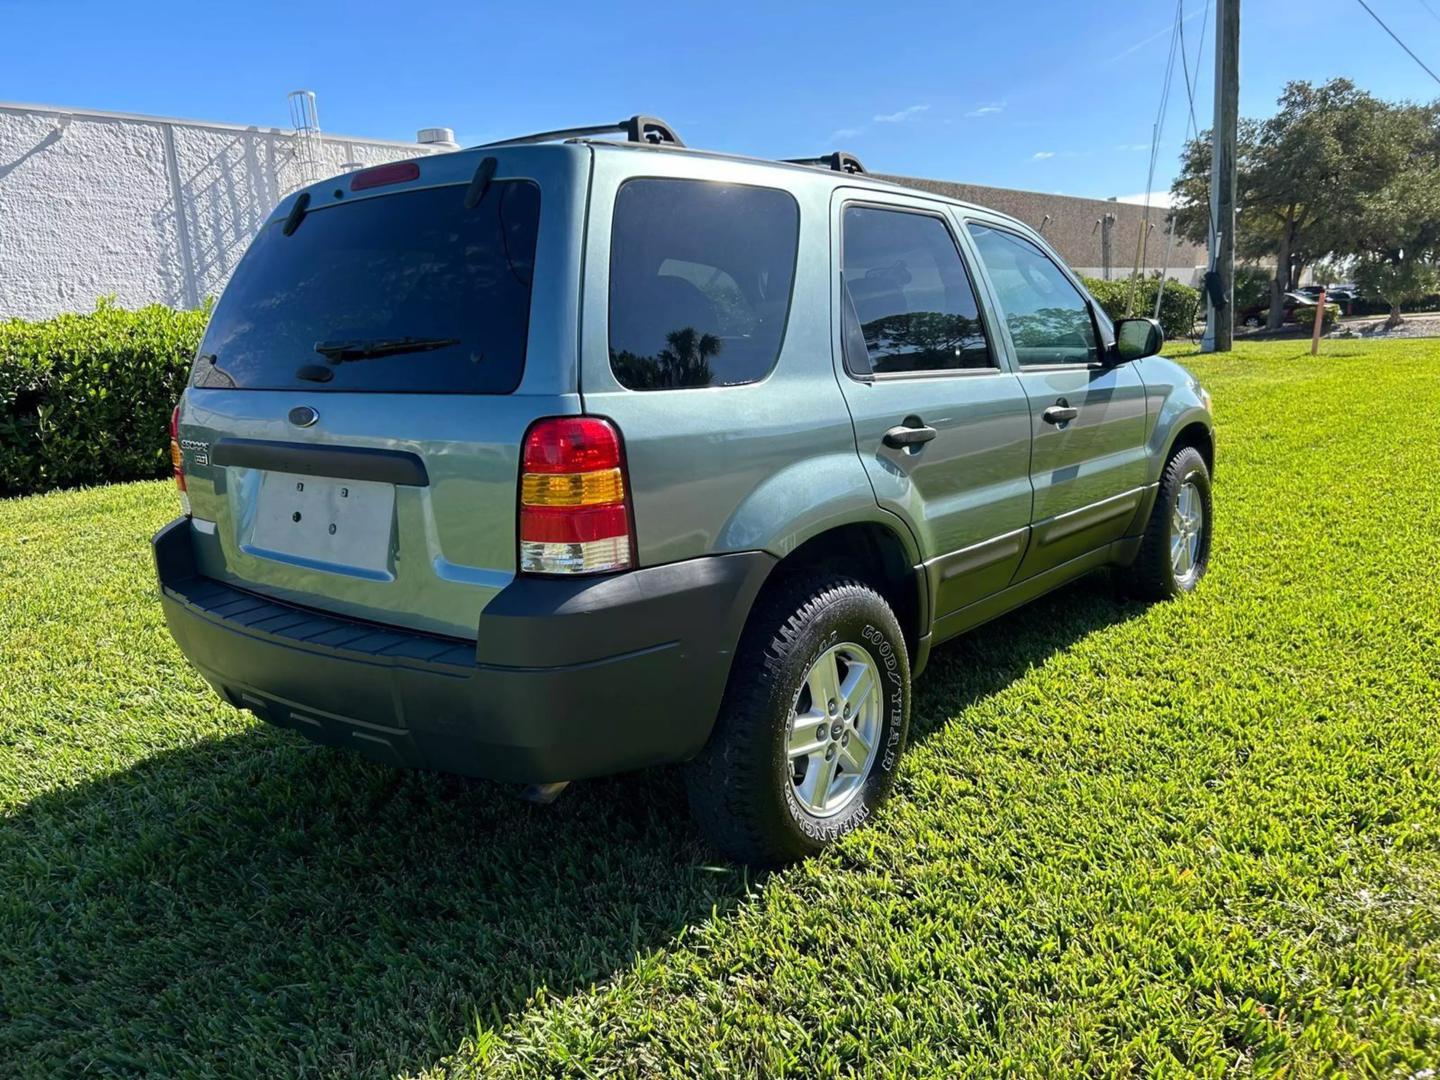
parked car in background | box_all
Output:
[155,116,1215,865]
[1240,290,1318,328]
[1298,283,1360,310]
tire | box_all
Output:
[1125,445,1213,600]
[684,575,911,865]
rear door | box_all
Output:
[177,147,587,639]
[963,219,1150,580]
[831,190,1034,621]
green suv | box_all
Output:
[155,116,1214,864]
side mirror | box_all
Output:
[1114,317,1164,362]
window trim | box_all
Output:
[962,218,1111,372]
[838,199,1004,383]
[605,175,802,392]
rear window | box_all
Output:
[191,181,540,393]
[608,179,799,390]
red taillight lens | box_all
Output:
[350,161,420,191]
[170,404,191,515]
[519,417,633,575]
[522,417,623,473]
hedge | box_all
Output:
[1081,275,1202,341]
[1,300,208,497]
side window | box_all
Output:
[966,224,1098,366]
[840,206,994,375]
[608,179,799,390]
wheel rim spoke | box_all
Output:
[805,649,841,715]
[838,728,871,773]
[788,715,828,760]
[838,661,874,715]
[800,752,837,810]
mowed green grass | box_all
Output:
[2,340,1437,1078]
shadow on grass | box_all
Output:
[0,572,1140,1077]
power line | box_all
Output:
[1179,0,1211,144]
[1418,0,1440,26]
[1126,0,1185,306]
[1179,0,1217,252]
[1354,0,1440,87]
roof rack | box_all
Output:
[782,151,867,175]
[479,114,685,149]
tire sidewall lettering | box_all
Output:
[780,610,909,843]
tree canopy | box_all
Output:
[1170,79,1440,326]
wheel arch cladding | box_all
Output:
[753,521,926,666]
[1168,419,1215,477]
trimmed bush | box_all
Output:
[0,299,208,497]
[1233,266,1272,314]
[1081,274,1202,341]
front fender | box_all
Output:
[1137,357,1214,483]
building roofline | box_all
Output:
[881,173,1175,216]
[0,99,436,151]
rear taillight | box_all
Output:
[519,417,634,575]
[170,404,190,516]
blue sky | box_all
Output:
[3,0,1438,201]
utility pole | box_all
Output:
[1203,0,1239,352]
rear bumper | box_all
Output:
[153,517,774,783]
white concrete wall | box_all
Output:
[0,102,443,320]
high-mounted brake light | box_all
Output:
[170,404,191,516]
[350,161,421,191]
[519,417,634,575]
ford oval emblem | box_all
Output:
[288,405,319,428]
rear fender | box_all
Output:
[716,451,922,566]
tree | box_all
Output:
[1354,256,1440,328]
[1346,102,1440,326]
[1170,80,1417,329]
[609,326,722,389]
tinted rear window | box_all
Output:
[608,179,799,390]
[192,181,540,393]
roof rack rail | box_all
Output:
[782,151,867,175]
[479,114,685,149]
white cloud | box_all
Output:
[966,102,1005,118]
[1114,142,1152,152]
[1031,151,1056,161]
[828,126,863,141]
[873,104,930,124]
[1114,190,1176,208]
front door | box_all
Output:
[964,221,1150,580]
[832,194,1034,621]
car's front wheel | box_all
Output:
[1124,445,1213,600]
[685,575,910,865]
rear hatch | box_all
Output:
[177,146,586,638]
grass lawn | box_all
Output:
[2,339,1438,1078]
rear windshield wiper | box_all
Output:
[313,336,460,362]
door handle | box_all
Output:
[1042,404,1079,425]
[882,423,938,449]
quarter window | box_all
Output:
[608,179,799,390]
[840,206,994,375]
[967,224,1099,366]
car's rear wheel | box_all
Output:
[684,575,910,865]
[1124,445,1213,600]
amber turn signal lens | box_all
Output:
[521,468,624,507]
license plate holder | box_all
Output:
[248,471,396,576]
